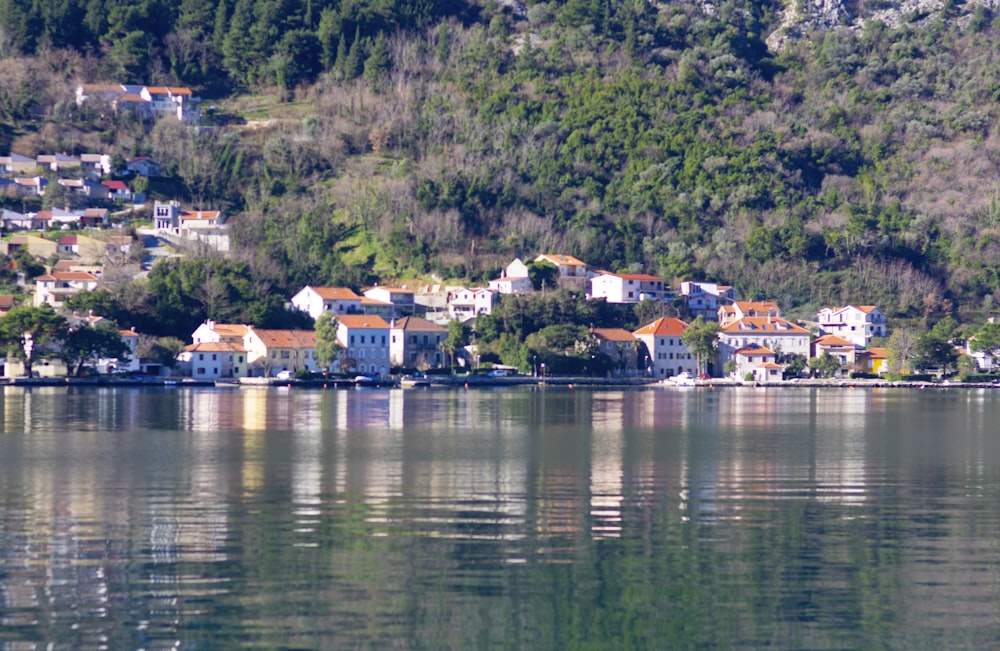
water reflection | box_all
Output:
[2,386,1000,648]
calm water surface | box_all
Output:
[1,386,999,649]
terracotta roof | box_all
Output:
[735,344,776,356]
[724,301,780,313]
[536,253,587,266]
[758,362,784,369]
[633,317,688,337]
[861,347,887,359]
[310,286,360,300]
[59,236,77,245]
[592,327,637,342]
[814,334,856,347]
[338,314,390,329]
[102,180,128,191]
[144,86,170,94]
[36,272,99,282]
[0,294,14,310]
[366,286,414,294]
[595,271,662,281]
[167,87,193,96]
[360,296,392,306]
[207,323,249,338]
[119,329,138,338]
[391,316,447,332]
[116,93,147,103]
[721,317,808,334]
[181,210,220,220]
[249,329,316,348]
[184,342,246,353]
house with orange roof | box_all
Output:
[534,253,590,291]
[718,316,810,367]
[191,320,250,345]
[718,301,782,326]
[33,271,99,308]
[817,305,887,348]
[336,314,391,376]
[731,343,782,381]
[633,317,697,379]
[812,334,861,367]
[76,84,200,122]
[179,342,248,379]
[243,328,317,376]
[680,281,739,319]
[857,347,888,375]
[590,327,640,376]
[389,316,447,368]
[589,271,668,304]
[291,286,364,320]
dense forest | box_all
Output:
[2,0,1000,331]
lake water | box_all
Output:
[1,385,999,649]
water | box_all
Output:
[1,385,999,649]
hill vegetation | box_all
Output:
[2,0,1000,329]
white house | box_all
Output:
[816,305,887,348]
[290,286,364,321]
[680,281,739,319]
[80,153,113,178]
[76,84,199,123]
[534,253,589,291]
[488,258,534,294]
[590,327,640,376]
[718,317,810,367]
[389,316,447,369]
[33,271,99,308]
[191,320,250,345]
[179,342,248,379]
[589,271,668,304]
[336,314,391,376]
[632,317,697,379]
[447,287,497,322]
[731,343,778,379]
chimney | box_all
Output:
[208,319,216,330]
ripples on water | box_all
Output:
[1,386,1000,649]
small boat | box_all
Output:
[400,373,431,388]
[354,375,379,387]
[662,371,696,387]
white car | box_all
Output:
[275,370,293,380]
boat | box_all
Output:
[354,375,379,387]
[662,371,696,387]
[400,373,431,388]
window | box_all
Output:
[360,335,366,344]
[392,335,397,343]
[281,351,290,359]
[198,353,204,361]
[360,349,365,359]
[197,368,205,374]
[271,351,276,358]
[212,354,217,361]
[350,335,355,344]
[381,336,386,345]
[423,335,428,344]
[238,356,243,363]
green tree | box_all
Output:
[60,321,130,377]
[886,327,917,374]
[914,317,959,375]
[527,260,559,291]
[970,321,1000,369]
[441,320,469,372]
[363,31,390,88]
[314,312,341,371]
[0,305,68,377]
[808,352,841,378]
[681,316,720,376]
[138,336,186,370]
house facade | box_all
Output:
[336,314,391,376]
[591,327,640,376]
[633,317,697,379]
[363,287,415,318]
[812,334,861,367]
[718,317,810,367]
[291,286,364,321]
[534,254,589,291]
[243,328,318,376]
[447,287,497,322]
[488,258,533,294]
[179,342,248,379]
[680,281,739,319]
[191,321,250,345]
[589,272,667,304]
[718,301,782,326]
[816,305,887,348]
[389,316,447,369]
[731,343,777,379]
[33,271,99,308]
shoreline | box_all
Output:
[2,375,998,390]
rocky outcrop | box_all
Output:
[767,0,1000,51]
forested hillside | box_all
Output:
[2,0,1000,324]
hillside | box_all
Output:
[2,0,1000,326]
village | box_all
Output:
[0,146,980,384]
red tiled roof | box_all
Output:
[102,180,128,191]
[721,317,808,334]
[311,286,360,300]
[633,317,688,337]
[338,314,390,329]
[184,342,246,353]
[592,327,637,342]
[814,334,855,347]
[249,329,316,348]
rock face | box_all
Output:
[766,0,1000,51]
